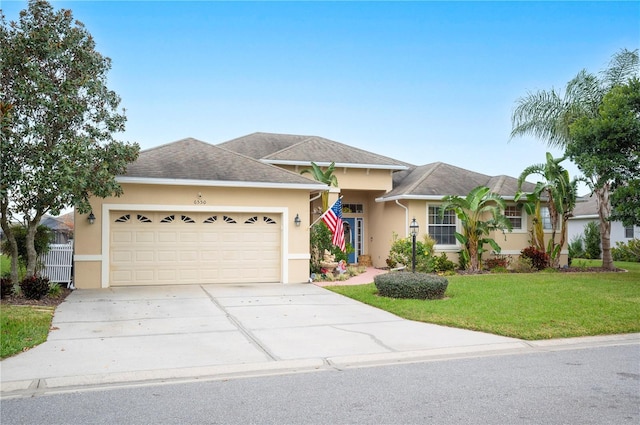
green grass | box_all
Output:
[1,305,55,359]
[327,260,640,340]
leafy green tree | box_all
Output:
[441,186,512,272]
[510,48,638,270]
[1,0,140,282]
[516,153,578,267]
[300,161,338,211]
[569,78,640,227]
[567,78,640,268]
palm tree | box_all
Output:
[300,161,338,211]
[516,153,578,267]
[510,48,639,270]
[441,186,512,272]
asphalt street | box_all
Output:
[1,343,638,425]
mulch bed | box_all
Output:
[1,287,73,308]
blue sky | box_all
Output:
[4,1,639,194]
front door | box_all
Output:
[343,218,363,264]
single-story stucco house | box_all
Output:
[73,132,563,289]
[568,195,640,256]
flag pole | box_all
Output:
[308,195,342,228]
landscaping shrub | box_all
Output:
[512,256,536,273]
[611,239,640,262]
[432,253,456,273]
[1,277,14,298]
[484,255,511,271]
[520,246,549,270]
[387,233,436,273]
[583,222,601,259]
[310,224,350,273]
[568,235,585,263]
[19,275,51,300]
[374,271,448,300]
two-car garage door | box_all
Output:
[110,211,281,286]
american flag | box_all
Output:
[321,198,345,252]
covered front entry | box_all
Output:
[109,211,281,286]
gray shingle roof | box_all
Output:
[219,132,409,170]
[572,195,598,217]
[378,162,536,200]
[123,137,323,186]
[217,132,309,160]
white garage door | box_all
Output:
[110,211,281,286]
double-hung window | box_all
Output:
[540,206,552,230]
[428,206,457,245]
[505,205,523,230]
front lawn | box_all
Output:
[0,305,55,359]
[327,260,640,340]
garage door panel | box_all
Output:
[158,232,178,243]
[134,231,155,243]
[112,232,132,243]
[110,211,281,286]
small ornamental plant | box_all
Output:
[374,272,448,300]
[1,277,14,299]
[19,275,51,300]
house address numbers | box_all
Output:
[194,192,206,204]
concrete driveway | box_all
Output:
[1,283,528,396]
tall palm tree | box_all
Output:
[441,186,512,272]
[300,161,338,211]
[516,153,578,267]
[510,48,639,270]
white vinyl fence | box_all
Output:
[40,241,73,288]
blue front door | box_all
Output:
[344,218,356,264]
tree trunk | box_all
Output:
[1,228,19,284]
[595,185,614,270]
[25,213,43,277]
[0,200,20,284]
[468,240,479,272]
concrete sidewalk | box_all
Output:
[1,283,637,398]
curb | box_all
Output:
[3,333,637,399]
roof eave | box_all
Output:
[117,176,328,191]
[261,159,409,171]
[375,194,446,202]
[376,194,523,202]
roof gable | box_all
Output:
[219,132,409,170]
[123,137,322,186]
[216,132,309,160]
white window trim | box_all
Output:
[427,204,460,250]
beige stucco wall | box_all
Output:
[74,183,312,288]
[285,165,395,191]
[369,199,570,269]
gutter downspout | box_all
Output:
[395,200,409,237]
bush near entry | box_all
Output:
[19,276,51,300]
[612,239,640,262]
[520,246,549,270]
[374,272,448,300]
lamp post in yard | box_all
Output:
[410,217,419,272]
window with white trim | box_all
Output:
[505,205,523,230]
[540,207,552,230]
[625,225,634,238]
[428,206,457,245]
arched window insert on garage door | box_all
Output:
[115,214,130,223]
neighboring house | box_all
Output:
[40,212,74,244]
[73,132,560,289]
[568,196,640,256]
